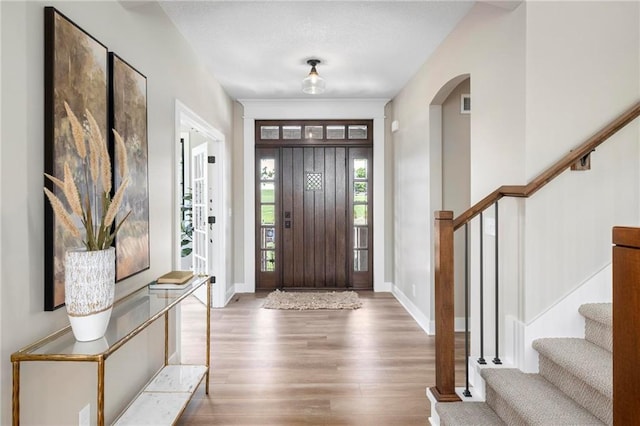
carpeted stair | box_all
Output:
[434,303,612,425]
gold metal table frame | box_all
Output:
[11,276,211,426]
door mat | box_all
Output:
[262,290,362,310]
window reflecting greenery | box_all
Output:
[354,159,367,179]
[261,250,275,272]
[261,205,275,225]
[261,182,275,203]
[354,182,367,203]
[261,159,275,180]
[354,205,367,226]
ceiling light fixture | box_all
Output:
[302,59,325,95]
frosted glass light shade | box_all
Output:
[302,69,325,94]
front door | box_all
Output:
[281,146,348,288]
[255,120,373,291]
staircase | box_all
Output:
[434,303,612,425]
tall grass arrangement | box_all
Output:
[44,101,131,251]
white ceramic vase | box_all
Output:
[64,247,115,342]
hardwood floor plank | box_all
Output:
[178,292,466,424]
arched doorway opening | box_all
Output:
[429,74,471,331]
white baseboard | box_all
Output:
[391,284,432,335]
[224,288,236,306]
[234,282,254,293]
[376,281,393,292]
[392,284,467,336]
[230,282,392,294]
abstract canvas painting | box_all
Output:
[44,7,108,310]
[109,53,150,281]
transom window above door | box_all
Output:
[255,120,373,146]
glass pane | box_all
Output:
[326,125,346,139]
[354,182,367,203]
[353,205,368,226]
[282,125,301,139]
[193,181,203,204]
[261,227,275,249]
[354,159,368,180]
[354,250,368,272]
[260,126,279,140]
[304,125,323,139]
[354,227,368,249]
[348,125,367,139]
[260,159,275,181]
[306,172,323,191]
[261,205,275,225]
[261,182,275,203]
[261,250,275,272]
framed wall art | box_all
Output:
[109,53,150,281]
[44,7,108,310]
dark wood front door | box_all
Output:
[281,147,348,288]
[256,137,372,291]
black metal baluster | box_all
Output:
[478,212,486,365]
[493,202,502,365]
[463,223,472,397]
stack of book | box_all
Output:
[149,271,195,289]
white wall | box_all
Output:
[0,1,233,424]
[392,0,639,358]
[442,79,471,316]
[232,101,245,289]
[0,2,3,421]
[523,0,639,321]
[384,102,395,284]
[391,3,526,325]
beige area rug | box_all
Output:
[263,290,363,310]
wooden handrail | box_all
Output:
[453,101,640,230]
[432,100,640,403]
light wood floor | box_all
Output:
[178,292,466,425]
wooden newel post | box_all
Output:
[430,211,461,402]
[612,226,640,425]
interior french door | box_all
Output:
[255,120,373,290]
[191,143,209,276]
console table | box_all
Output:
[11,276,211,426]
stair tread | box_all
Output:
[579,303,612,327]
[532,337,611,398]
[436,401,505,426]
[481,368,604,425]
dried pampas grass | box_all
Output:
[44,102,130,251]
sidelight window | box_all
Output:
[259,158,276,272]
[353,158,369,272]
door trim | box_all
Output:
[174,100,228,307]
[239,99,389,293]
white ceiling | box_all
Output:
[158,1,475,100]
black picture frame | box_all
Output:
[44,7,108,310]
[109,53,150,281]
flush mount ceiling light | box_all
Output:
[302,59,326,94]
